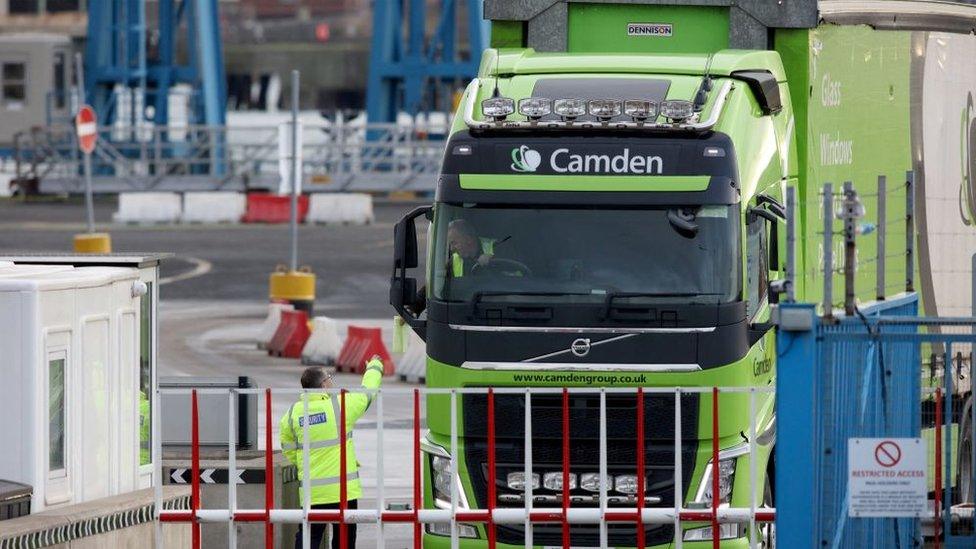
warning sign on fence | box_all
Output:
[848,438,927,517]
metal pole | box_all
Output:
[74,52,86,107]
[75,52,95,233]
[786,186,796,303]
[877,175,886,301]
[290,70,300,271]
[84,152,95,233]
[906,170,915,292]
[823,183,834,317]
[843,181,857,316]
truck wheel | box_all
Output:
[958,397,974,504]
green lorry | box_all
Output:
[389,1,976,546]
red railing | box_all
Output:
[155,386,776,548]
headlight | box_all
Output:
[694,457,736,506]
[613,474,646,495]
[543,472,577,491]
[660,99,695,123]
[432,455,453,501]
[587,99,622,121]
[481,97,515,121]
[506,471,540,491]
[624,100,658,121]
[683,523,743,541]
[426,522,480,538]
[579,473,613,492]
[427,451,468,509]
[518,98,552,120]
[553,98,586,120]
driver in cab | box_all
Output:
[447,219,495,278]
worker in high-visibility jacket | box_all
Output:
[447,219,494,278]
[139,390,150,465]
[280,359,384,549]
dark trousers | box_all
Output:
[294,499,358,549]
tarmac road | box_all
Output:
[0,196,428,317]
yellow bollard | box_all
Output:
[73,232,112,254]
[269,265,316,311]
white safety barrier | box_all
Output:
[301,316,343,366]
[256,302,294,350]
[154,385,777,549]
[396,331,426,383]
[113,192,182,224]
[182,192,246,223]
[306,193,374,225]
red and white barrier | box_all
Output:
[335,325,394,375]
[306,193,374,225]
[242,193,309,223]
[182,192,246,223]
[155,385,776,549]
[256,302,294,350]
[267,309,311,358]
[395,330,426,384]
[301,316,343,366]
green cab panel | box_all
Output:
[568,3,730,54]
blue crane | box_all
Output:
[366,0,489,124]
[84,0,226,130]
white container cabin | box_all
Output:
[0,255,163,512]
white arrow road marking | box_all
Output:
[160,257,212,285]
[171,468,187,483]
[201,469,216,484]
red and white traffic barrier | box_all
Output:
[155,386,776,549]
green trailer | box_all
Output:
[389,1,976,546]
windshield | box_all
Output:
[430,204,741,305]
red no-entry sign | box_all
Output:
[874,440,902,468]
[76,105,97,154]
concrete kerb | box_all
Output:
[113,192,183,224]
[306,193,374,225]
[0,486,191,547]
[182,192,246,223]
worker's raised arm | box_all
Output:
[343,357,385,429]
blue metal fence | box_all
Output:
[777,295,922,548]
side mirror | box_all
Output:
[391,206,431,335]
[394,211,421,270]
[748,321,775,346]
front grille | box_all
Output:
[459,392,700,546]
[462,392,699,441]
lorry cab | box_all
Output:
[391,47,788,547]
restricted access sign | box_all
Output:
[848,438,927,517]
[75,104,97,154]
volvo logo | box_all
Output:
[570,338,591,357]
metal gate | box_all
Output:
[776,296,976,548]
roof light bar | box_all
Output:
[624,100,658,122]
[660,100,695,123]
[481,97,515,121]
[462,79,733,132]
[518,98,552,120]
[553,98,586,121]
[587,99,622,122]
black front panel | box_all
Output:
[425,306,751,370]
[462,392,699,547]
[437,130,740,206]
